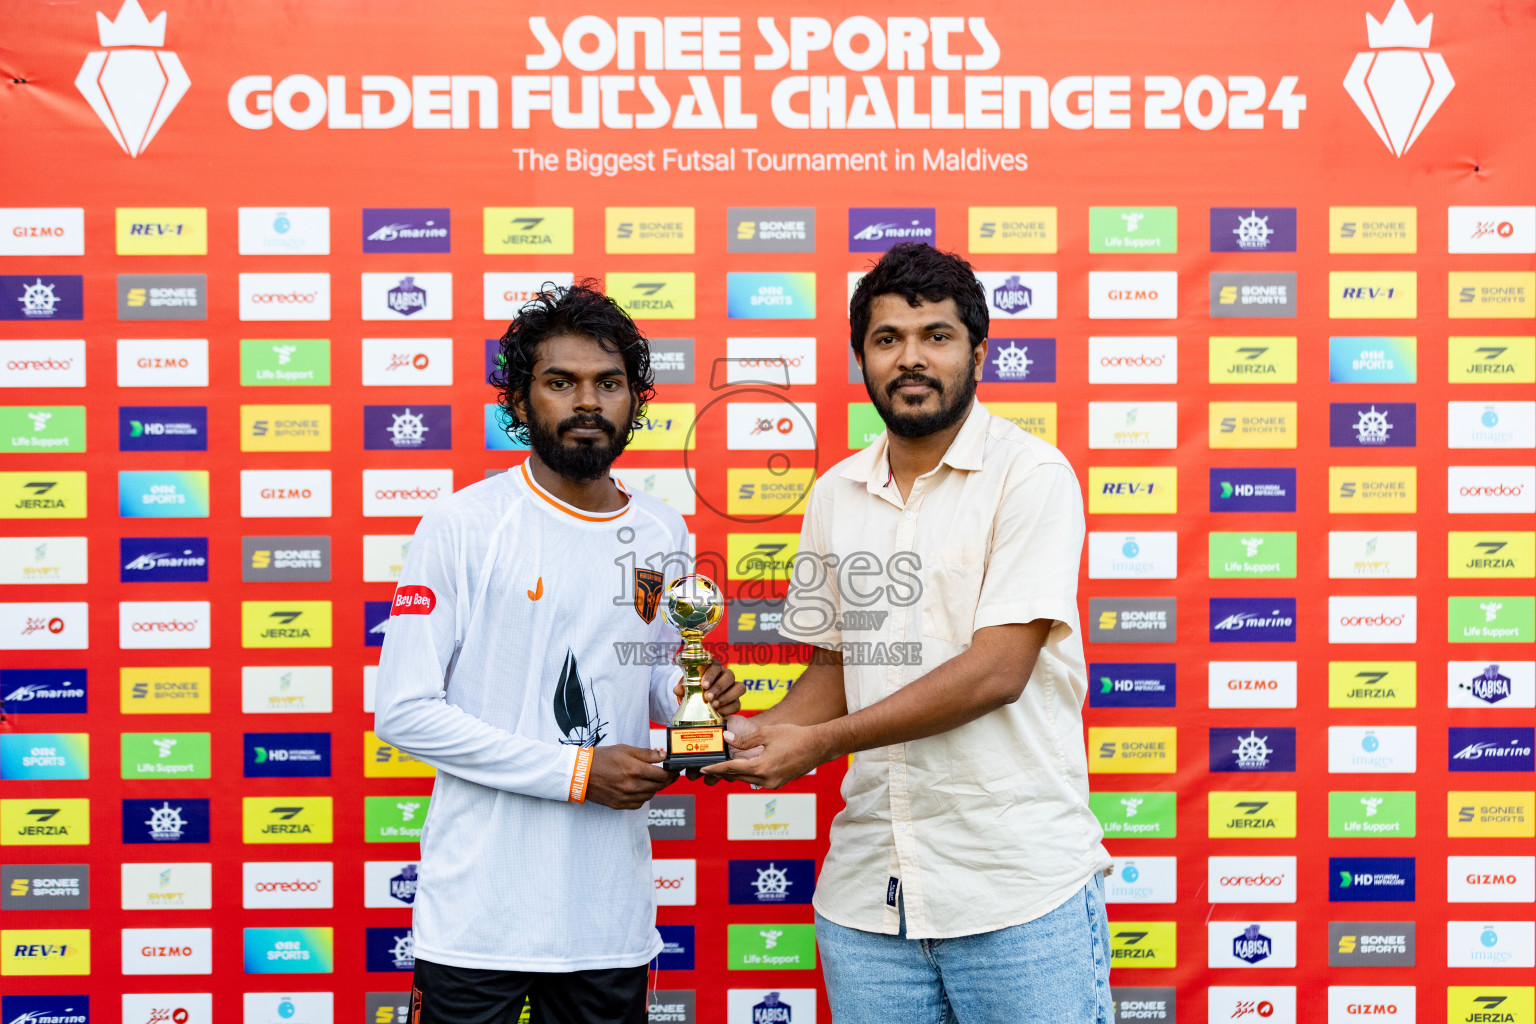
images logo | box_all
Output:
[75,0,189,157]
[238,206,330,255]
[1343,0,1454,156]
[1210,207,1297,252]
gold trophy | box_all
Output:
[661,573,728,772]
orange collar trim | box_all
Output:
[520,462,632,523]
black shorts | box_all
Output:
[410,956,649,1024]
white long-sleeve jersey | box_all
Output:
[374,461,689,971]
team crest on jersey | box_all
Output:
[634,568,665,623]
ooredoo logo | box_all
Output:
[390,585,436,616]
[253,878,321,891]
[1,341,87,389]
[1208,856,1298,903]
[1087,337,1178,384]
[239,273,331,321]
[119,601,210,649]
[1329,596,1416,644]
[362,469,454,517]
[1448,467,1536,514]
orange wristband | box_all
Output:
[568,746,593,803]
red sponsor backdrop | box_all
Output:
[3,1,1536,1021]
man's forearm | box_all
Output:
[751,649,847,728]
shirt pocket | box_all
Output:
[919,545,985,647]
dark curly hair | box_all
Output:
[489,279,657,444]
[849,242,989,354]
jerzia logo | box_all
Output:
[75,0,191,157]
[1343,1,1454,157]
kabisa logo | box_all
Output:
[1343,1,1454,157]
[389,863,418,904]
[1449,728,1536,773]
[75,0,190,157]
[1232,924,1274,964]
[983,339,1055,383]
[0,669,87,713]
[122,797,210,843]
[362,209,451,253]
[388,276,426,316]
[1456,663,1515,705]
[848,208,935,251]
[992,275,1033,315]
[1210,598,1297,642]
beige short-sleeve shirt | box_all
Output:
[781,400,1111,939]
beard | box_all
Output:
[864,358,977,439]
[524,398,633,482]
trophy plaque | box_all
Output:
[660,573,729,772]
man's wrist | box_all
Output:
[810,718,850,765]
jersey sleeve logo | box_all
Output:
[634,568,665,624]
[391,585,437,615]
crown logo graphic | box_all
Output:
[1343,1,1454,157]
[74,0,191,157]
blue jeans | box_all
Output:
[815,874,1111,1024]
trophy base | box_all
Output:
[662,723,728,773]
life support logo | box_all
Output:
[391,585,436,616]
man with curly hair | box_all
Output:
[376,280,742,1024]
